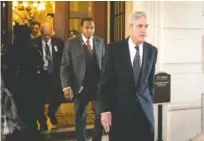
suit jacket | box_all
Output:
[30,36,64,90]
[60,35,105,97]
[99,38,157,127]
[3,39,42,94]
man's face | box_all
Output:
[81,21,95,39]
[129,16,148,45]
[41,28,52,41]
[31,24,40,36]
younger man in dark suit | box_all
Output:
[60,18,105,141]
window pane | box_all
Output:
[70,1,89,13]
[110,1,125,42]
[69,18,81,38]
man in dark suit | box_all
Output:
[31,23,64,130]
[60,18,105,141]
[99,11,158,141]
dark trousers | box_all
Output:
[109,103,154,141]
[74,98,103,141]
[47,92,63,117]
[13,86,39,132]
[37,96,62,129]
[38,72,63,128]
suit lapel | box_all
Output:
[139,42,149,88]
[75,35,86,84]
[93,37,102,69]
[37,37,44,62]
[93,37,97,52]
[51,37,55,69]
[123,38,135,80]
[78,35,86,56]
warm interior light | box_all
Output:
[37,3,45,11]
[12,1,55,25]
[14,15,19,19]
[23,2,28,8]
[13,1,18,7]
[13,21,16,26]
[33,2,38,7]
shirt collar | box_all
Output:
[128,37,143,50]
[42,38,51,45]
[31,34,39,39]
[81,34,93,44]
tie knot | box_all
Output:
[135,46,139,51]
[45,41,48,45]
[86,39,90,44]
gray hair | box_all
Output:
[128,11,147,26]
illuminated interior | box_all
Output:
[12,1,92,38]
[11,1,95,130]
[12,1,55,25]
[69,1,91,38]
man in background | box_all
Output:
[31,23,64,131]
[30,21,41,39]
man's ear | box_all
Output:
[128,25,132,34]
[80,26,83,32]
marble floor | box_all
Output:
[2,135,109,141]
[42,124,108,141]
[49,135,109,141]
[2,103,103,141]
[42,103,99,141]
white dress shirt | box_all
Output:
[42,39,52,70]
[82,34,93,50]
[128,37,143,67]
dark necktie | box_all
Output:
[133,46,141,87]
[86,39,92,53]
[45,42,53,73]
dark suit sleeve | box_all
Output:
[54,37,64,55]
[99,44,115,113]
[102,39,106,58]
[148,47,158,100]
[60,39,72,89]
[59,39,64,53]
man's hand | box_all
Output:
[101,112,112,133]
[64,88,73,100]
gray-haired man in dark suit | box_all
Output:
[99,11,158,141]
[60,18,105,141]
